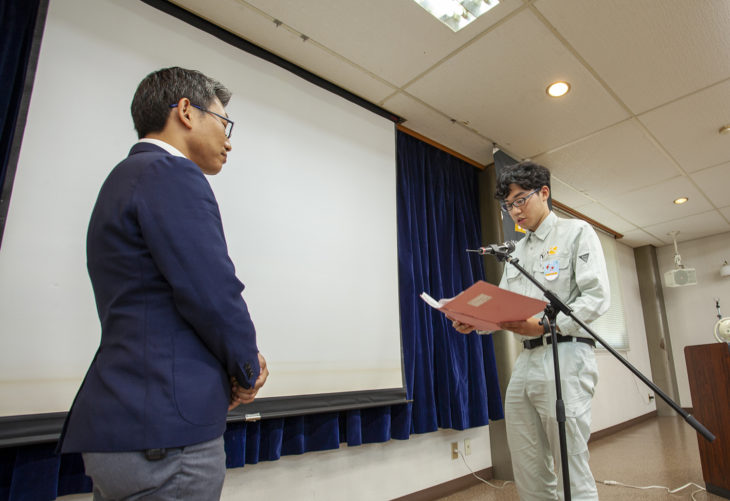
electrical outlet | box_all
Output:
[451,441,458,460]
[464,439,472,456]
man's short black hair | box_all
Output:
[495,161,551,200]
[131,67,232,139]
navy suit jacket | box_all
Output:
[60,142,260,452]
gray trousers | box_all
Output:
[82,436,225,501]
[505,342,599,501]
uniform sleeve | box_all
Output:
[556,223,610,337]
[134,155,260,388]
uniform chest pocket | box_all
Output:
[504,264,522,284]
[534,252,573,298]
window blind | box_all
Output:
[554,208,629,349]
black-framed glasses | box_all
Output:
[169,103,234,138]
[500,189,538,212]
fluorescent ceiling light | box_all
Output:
[413,0,500,32]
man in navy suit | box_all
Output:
[58,67,268,500]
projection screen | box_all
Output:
[0,0,404,425]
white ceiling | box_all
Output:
[170,0,730,247]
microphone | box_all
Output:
[466,241,516,255]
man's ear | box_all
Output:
[173,97,194,131]
[541,185,551,200]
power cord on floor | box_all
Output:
[457,449,513,489]
[456,448,707,499]
[599,479,706,500]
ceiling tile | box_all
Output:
[170,0,398,103]
[534,0,730,113]
[691,162,730,209]
[607,176,714,228]
[386,92,492,165]
[639,79,730,173]
[564,202,637,234]
[643,210,730,245]
[533,119,680,200]
[550,176,593,209]
[404,8,629,157]
[719,206,730,223]
[618,228,665,248]
[240,0,524,87]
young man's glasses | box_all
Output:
[169,103,234,138]
[500,189,538,212]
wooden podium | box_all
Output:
[685,343,730,499]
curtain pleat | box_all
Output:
[396,131,503,435]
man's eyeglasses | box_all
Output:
[500,189,539,212]
[169,103,234,138]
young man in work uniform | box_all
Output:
[453,161,609,500]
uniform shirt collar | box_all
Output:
[526,211,557,242]
[137,138,187,158]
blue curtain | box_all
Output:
[0,0,42,200]
[397,131,503,433]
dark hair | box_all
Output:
[130,67,232,139]
[494,161,551,200]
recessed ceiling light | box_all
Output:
[412,0,500,32]
[719,124,730,135]
[674,197,689,205]
[547,81,570,97]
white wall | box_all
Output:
[60,426,493,501]
[221,427,492,500]
[656,231,730,407]
[591,240,656,431]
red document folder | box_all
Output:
[420,280,547,332]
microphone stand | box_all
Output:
[487,249,715,501]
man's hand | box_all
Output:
[228,352,269,411]
[499,317,544,337]
[449,316,476,334]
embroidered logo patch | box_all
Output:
[579,253,589,263]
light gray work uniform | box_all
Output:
[499,212,609,501]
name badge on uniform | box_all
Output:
[544,259,559,281]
